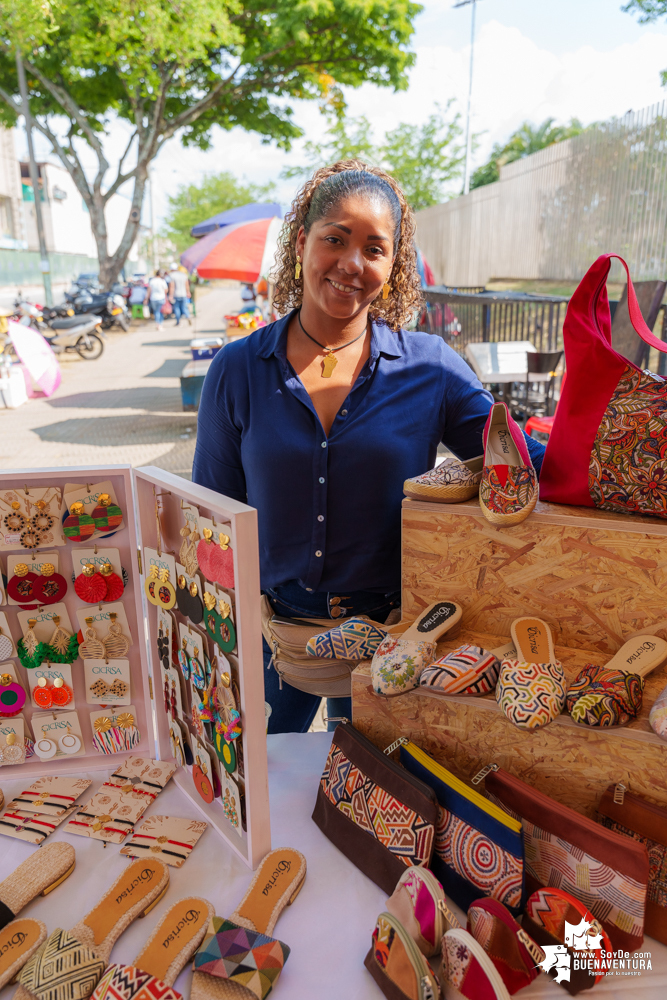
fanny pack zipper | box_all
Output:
[406,866,460,940]
[403,743,521,831]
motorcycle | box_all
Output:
[13,300,106,360]
[64,284,130,331]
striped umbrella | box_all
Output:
[190,201,282,238]
[180,216,282,282]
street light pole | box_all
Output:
[454,0,484,196]
[15,50,53,306]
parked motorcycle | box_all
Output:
[64,285,130,331]
[13,300,106,360]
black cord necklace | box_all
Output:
[297,309,367,378]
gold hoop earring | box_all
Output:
[382,281,390,300]
[295,255,302,280]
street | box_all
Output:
[0,283,240,474]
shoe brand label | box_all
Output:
[115,866,156,904]
[0,930,27,956]
[497,429,511,455]
[161,908,202,948]
[625,640,657,667]
[262,858,292,896]
[417,603,456,633]
[526,626,542,658]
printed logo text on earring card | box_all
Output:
[74,601,132,645]
[17,602,74,643]
[27,663,74,710]
[84,659,131,705]
[73,547,122,578]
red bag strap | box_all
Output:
[610,254,667,354]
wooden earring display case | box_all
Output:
[0,465,270,869]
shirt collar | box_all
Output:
[255,310,403,361]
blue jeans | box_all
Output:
[173,297,189,323]
[263,581,400,734]
[150,299,165,324]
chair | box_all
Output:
[611,280,666,367]
[525,370,567,438]
[522,349,563,420]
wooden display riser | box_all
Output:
[351,496,667,818]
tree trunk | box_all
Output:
[95,167,149,290]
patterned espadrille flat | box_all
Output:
[371,601,462,696]
[0,842,75,932]
[0,920,47,990]
[403,454,483,503]
[495,617,566,730]
[567,635,667,727]
[191,847,306,1000]
[15,858,170,1000]
[90,897,214,1000]
[306,617,410,660]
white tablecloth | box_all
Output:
[0,732,664,998]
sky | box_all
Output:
[18,0,667,229]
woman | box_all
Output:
[145,269,168,331]
[193,160,545,733]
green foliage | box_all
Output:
[0,0,422,283]
[623,1,667,83]
[283,102,464,210]
[470,117,586,190]
[163,171,275,252]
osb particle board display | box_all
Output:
[351,496,667,819]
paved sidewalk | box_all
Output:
[0,284,240,476]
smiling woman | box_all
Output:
[192,159,545,734]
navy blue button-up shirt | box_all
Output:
[192,311,544,593]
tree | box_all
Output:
[0,0,421,288]
[283,102,465,209]
[624,1,667,82]
[162,172,275,253]
[470,117,586,189]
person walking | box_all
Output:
[193,160,545,733]
[169,264,192,326]
[145,269,168,331]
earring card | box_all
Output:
[0,486,64,551]
[0,802,78,844]
[0,611,15,649]
[62,480,125,539]
[32,709,86,758]
[17,603,73,642]
[89,704,140,753]
[74,601,132,645]
[73,547,122,578]
[120,814,208,867]
[84,659,131,705]
[27,663,75,710]
[12,775,92,814]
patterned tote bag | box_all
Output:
[540,253,667,517]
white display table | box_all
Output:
[0,733,664,999]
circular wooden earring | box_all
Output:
[34,562,68,605]
[75,562,107,603]
[92,493,123,532]
[100,561,124,602]
[7,563,37,604]
[63,501,95,541]
[0,674,26,716]
[193,751,214,804]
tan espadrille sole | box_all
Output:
[14,858,170,1000]
[0,920,47,989]
[0,842,75,918]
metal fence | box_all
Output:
[419,288,570,355]
[415,101,667,288]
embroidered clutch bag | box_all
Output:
[312,722,438,893]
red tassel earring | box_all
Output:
[74,562,107,603]
[100,561,124,602]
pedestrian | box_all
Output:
[168,264,192,326]
[193,161,546,734]
[146,269,168,332]
[239,282,256,313]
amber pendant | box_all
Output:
[322,352,338,378]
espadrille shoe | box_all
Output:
[371,601,462,696]
[91,897,214,1000]
[567,635,667,727]
[0,842,75,930]
[495,617,565,730]
[403,455,484,503]
[0,920,47,990]
[479,402,537,526]
[306,618,410,660]
[191,847,306,1000]
[15,858,170,1000]
[420,643,503,697]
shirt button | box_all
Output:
[341,409,348,415]
[317,515,324,522]
[306,588,313,592]
[319,477,325,484]
[315,550,322,557]
[321,441,327,448]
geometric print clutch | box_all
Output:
[193,917,290,1000]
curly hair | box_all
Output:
[271,160,422,331]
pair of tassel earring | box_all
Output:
[294,254,391,299]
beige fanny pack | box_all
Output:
[260,594,403,698]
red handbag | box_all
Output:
[540,253,667,517]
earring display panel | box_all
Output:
[0,468,151,773]
[133,466,269,870]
